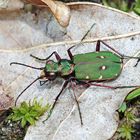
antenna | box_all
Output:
[15,76,45,106]
[10,62,44,70]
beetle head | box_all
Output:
[41,60,59,81]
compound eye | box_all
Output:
[47,72,57,81]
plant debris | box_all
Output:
[111,89,140,140]
[0,99,50,140]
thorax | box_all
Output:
[45,59,75,76]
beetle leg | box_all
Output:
[88,82,117,89]
[43,80,69,122]
[67,45,75,60]
[96,40,100,51]
[76,80,140,89]
[98,40,140,62]
[88,82,140,89]
[67,43,86,60]
[67,43,89,60]
[30,51,61,61]
[71,81,83,125]
[97,40,123,57]
[67,23,96,60]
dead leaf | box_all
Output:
[0,0,24,10]
[0,2,140,140]
[26,0,45,5]
[25,0,71,27]
[0,81,13,111]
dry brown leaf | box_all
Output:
[26,0,45,5]
[0,2,140,140]
[25,0,71,27]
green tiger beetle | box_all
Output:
[10,24,140,125]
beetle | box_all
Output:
[10,25,140,125]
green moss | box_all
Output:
[102,0,140,16]
[8,99,51,127]
[115,88,140,140]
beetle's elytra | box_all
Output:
[73,51,123,81]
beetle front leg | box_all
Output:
[30,51,61,61]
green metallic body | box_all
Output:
[45,60,74,76]
[11,39,139,124]
[45,51,123,81]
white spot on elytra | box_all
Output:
[100,56,105,59]
[99,75,103,80]
[101,66,106,70]
[115,73,118,76]
[86,76,89,79]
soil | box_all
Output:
[0,109,27,140]
[132,100,140,140]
